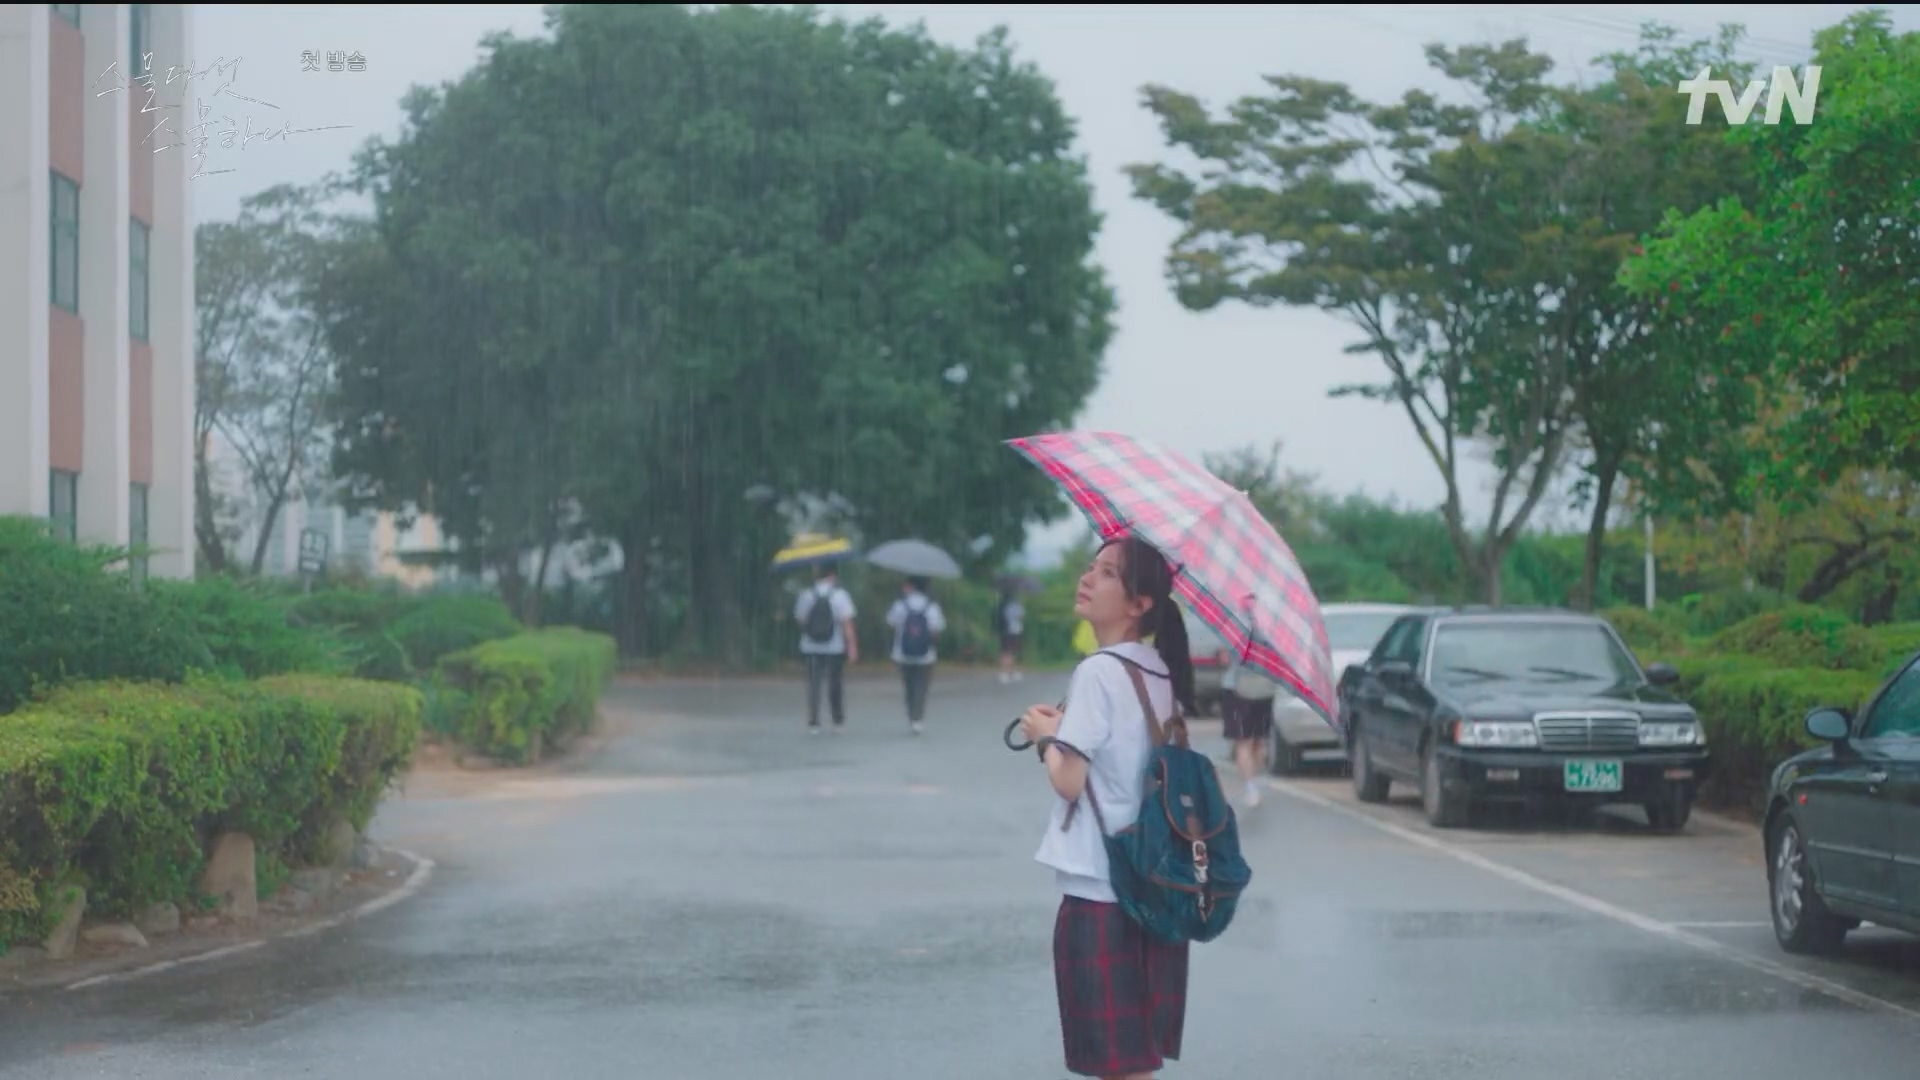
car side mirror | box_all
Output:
[1805,706,1852,743]
[1375,660,1413,678]
[1644,662,1680,687]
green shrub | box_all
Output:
[437,628,617,763]
[0,516,214,713]
[387,595,521,671]
[145,576,351,680]
[1677,588,1789,636]
[1675,655,1884,815]
[1601,605,1685,659]
[0,674,420,947]
[1868,622,1920,676]
[287,587,417,682]
[1708,605,1883,671]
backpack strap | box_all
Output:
[1060,650,1185,834]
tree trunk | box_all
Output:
[522,536,557,626]
[248,488,292,576]
[1862,573,1900,626]
[192,440,228,573]
[1478,550,1505,606]
[1577,460,1620,612]
[1796,544,1887,604]
[615,532,652,658]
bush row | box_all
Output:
[0,675,421,948]
[1602,601,1919,816]
[432,628,619,763]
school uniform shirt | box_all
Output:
[1002,600,1026,636]
[795,581,856,655]
[1033,642,1172,903]
[885,593,947,665]
[1224,653,1277,701]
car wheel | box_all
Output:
[1267,733,1301,776]
[1769,814,1848,955]
[1350,725,1390,803]
[1421,745,1468,828]
[1645,793,1692,833]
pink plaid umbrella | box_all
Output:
[1008,430,1337,723]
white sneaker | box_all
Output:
[1244,781,1262,807]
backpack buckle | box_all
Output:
[1192,840,1210,885]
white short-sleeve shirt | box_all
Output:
[795,582,857,655]
[1033,642,1172,902]
[885,593,947,665]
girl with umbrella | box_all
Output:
[1019,536,1195,1079]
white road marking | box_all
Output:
[1673,921,1773,929]
[1269,778,1920,1025]
[64,848,436,993]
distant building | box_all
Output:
[0,5,195,579]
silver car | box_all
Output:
[1266,602,1413,774]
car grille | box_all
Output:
[1532,713,1641,752]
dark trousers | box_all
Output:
[899,662,933,723]
[805,653,846,727]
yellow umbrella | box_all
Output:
[772,533,855,570]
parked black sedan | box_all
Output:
[1763,648,1920,955]
[1340,607,1711,830]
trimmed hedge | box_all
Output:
[1674,655,1885,815]
[436,628,618,764]
[0,675,421,949]
[1596,605,1920,818]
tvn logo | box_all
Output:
[1679,65,1822,126]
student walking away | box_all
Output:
[1222,651,1277,808]
[795,565,857,733]
[1019,536,1250,1079]
[995,589,1026,684]
[885,576,947,735]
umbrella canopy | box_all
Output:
[772,533,856,570]
[863,538,963,579]
[1007,430,1336,722]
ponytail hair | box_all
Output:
[1107,536,1197,716]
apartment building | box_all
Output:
[0,4,194,579]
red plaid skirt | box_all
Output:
[1053,894,1189,1077]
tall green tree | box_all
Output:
[193,184,340,577]
[1127,40,1598,603]
[316,5,1112,659]
[1128,25,1768,607]
[1622,10,1920,502]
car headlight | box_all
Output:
[1452,720,1539,748]
[1640,722,1704,747]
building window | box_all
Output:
[50,172,79,313]
[50,470,78,544]
[50,5,80,27]
[129,483,150,587]
[130,220,150,341]
[130,4,151,75]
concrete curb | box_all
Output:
[58,848,436,993]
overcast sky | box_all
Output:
[178,3,1907,562]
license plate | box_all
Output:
[1564,759,1623,793]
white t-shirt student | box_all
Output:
[1033,642,1172,903]
[885,591,947,665]
[794,580,856,655]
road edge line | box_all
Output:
[63,848,436,993]
[1267,778,1920,1025]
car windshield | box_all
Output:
[1428,621,1640,686]
[1324,611,1403,652]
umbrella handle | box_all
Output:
[1003,717,1033,752]
[1003,699,1068,753]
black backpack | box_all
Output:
[802,588,839,644]
[899,599,933,660]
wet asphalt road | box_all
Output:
[6,669,1920,1079]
